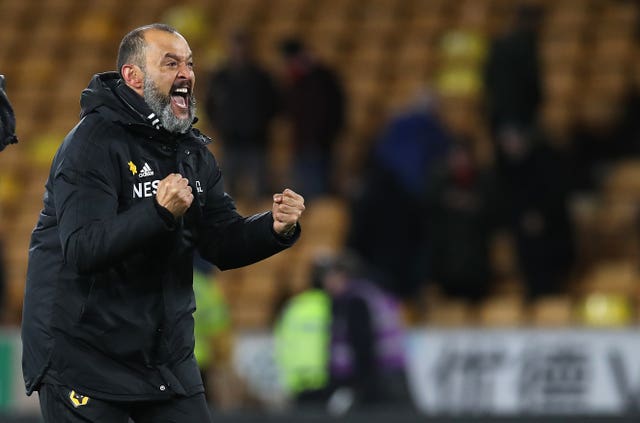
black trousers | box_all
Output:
[38,384,213,423]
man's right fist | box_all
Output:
[156,173,193,217]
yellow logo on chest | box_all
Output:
[128,161,138,175]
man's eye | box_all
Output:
[187,62,194,69]
[167,62,177,68]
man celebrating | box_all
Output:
[21,24,304,423]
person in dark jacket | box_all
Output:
[484,4,542,132]
[204,30,279,202]
[425,142,501,302]
[347,92,451,299]
[278,38,345,201]
[499,127,575,300]
[484,3,543,175]
[0,74,18,150]
[21,24,305,423]
[320,253,409,412]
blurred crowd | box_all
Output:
[201,2,581,306]
[182,0,640,413]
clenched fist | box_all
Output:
[272,189,305,236]
[156,173,193,217]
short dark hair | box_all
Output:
[116,23,178,76]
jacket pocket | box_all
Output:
[75,275,114,341]
[77,277,96,322]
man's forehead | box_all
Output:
[144,29,192,59]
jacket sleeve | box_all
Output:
[196,155,300,270]
[55,124,174,274]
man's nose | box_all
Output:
[176,63,192,79]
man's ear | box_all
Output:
[121,64,144,93]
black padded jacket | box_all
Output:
[21,72,299,400]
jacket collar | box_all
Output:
[114,83,210,146]
[114,83,161,129]
[81,72,210,146]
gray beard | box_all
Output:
[143,77,196,134]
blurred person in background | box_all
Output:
[204,30,280,203]
[484,3,543,175]
[0,75,17,325]
[321,252,409,413]
[192,255,240,409]
[347,91,451,299]
[425,141,501,302]
[278,37,345,201]
[21,23,305,423]
[0,74,18,151]
[569,83,640,191]
[498,127,576,300]
[484,4,575,299]
[274,255,332,406]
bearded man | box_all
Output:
[21,24,305,423]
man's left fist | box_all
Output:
[272,188,305,237]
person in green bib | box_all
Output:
[192,257,231,402]
[274,256,332,404]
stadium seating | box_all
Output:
[1,0,640,329]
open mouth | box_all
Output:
[171,86,190,111]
